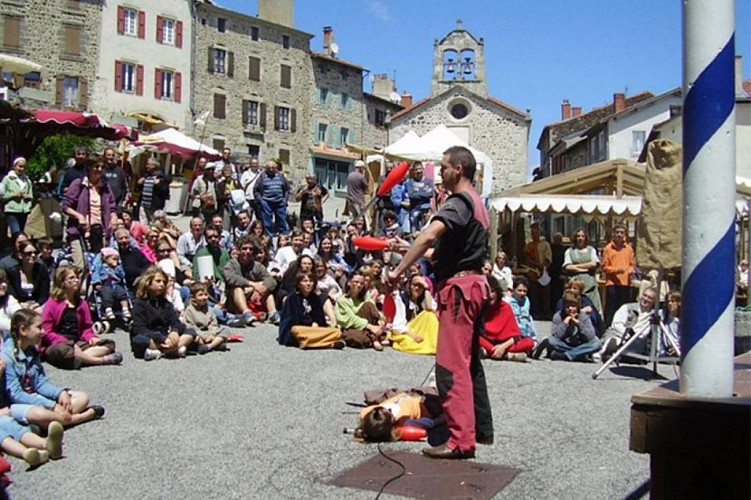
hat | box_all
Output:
[101,247,119,258]
[204,162,217,171]
[157,258,176,278]
[354,160,365,168]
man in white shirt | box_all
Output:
[176,217,205,273]
[600,286,657,361]
[241,157,263,222]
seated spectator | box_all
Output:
[140,228,160,263]
[0,270,21,333]
[335,271,385,350]
[151,210,181,241]
[277,255,315,307]
[599,286,658,362]
[388,274,438,355]
[114,228,151,290]
[507,276,537,341]
[738,260,749,294]
[249,220,268,248]
[314,258,342,303]
[210,213,233,253]
[379,210,402,239]
[4,309,105,427]
[182,283,228,354]
[0,387,64,467]
[192,226,230,290]
[223,235,279,325]
[129,266,197,361]
[156,260,185,315]
[277,272,344,349]
[554,278,605,337]
[480,276,530,362]
[41,266,121,369]
[534,291,601,361]
[482,259,493,276]
[91,248,131,321]
[318,237,348,279]
[233,210,253,242]
[491,251,513,294]
[36,237,57,285]
[358,265,382,305]
[300,217,320,250]
[176,217,205,274]
[7,241,49,313]
[0,232,29,273]
[661,291,681,356]
[268,229,303,279]
[121,209,147,245]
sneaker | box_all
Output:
[87,405,105,419]
[23,448,48,467]
[256,312,268,322]
[93,322,106,335]
[143,348,163,361]
[46,421,64,460]
[100,352,123,365]
[268,311,280,325]
[601,337,619,362]
[104,308,116,320]
[242,311,256,326]
[214,343,229,352]
[372,340,384,352]
[196,344,211,355]
[122,308,131,321]
[479,347,489,359]
[331,339,346,350]
[227,316,245,328]
[550,351,569,361]
[506,352,528,363]
[531,338,549,360]
[177,346,187,358]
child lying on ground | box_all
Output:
[354,389,444,443]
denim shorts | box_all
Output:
[0,414,30,442]
[10,404,35,425]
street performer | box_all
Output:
[387,146,493,459]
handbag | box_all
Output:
[537,267,551,286]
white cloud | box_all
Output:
[366,0,392,22]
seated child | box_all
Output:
[355,390,444,443]
[35,236,57,285]
[480,276,531,362]
[130,266,197,361]
[3,309,105,428]
[536,291,602,361]
[278,272,344,349]
[41,266,122,369]
[92,247,131,321]
[507,277,538,341]
[182,283,228,354]
[0,357,64,467]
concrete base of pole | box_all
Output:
[736,310,751,355]
[630,352,750,499]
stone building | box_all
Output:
[309,27,401,193]
[387,20,531,194]
[0,0,103,110]
[90,0,193,130]
[193,0,314,179]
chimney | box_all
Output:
[561,100,571,120]
[736,55,743,96]
[400,91,412,109]
[572,106,582,117]
[323,26,333,54]
[613,92,626,113]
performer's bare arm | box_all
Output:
[388,219,446,281]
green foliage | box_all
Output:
[26,135,96,181]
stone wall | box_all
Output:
[1,0,102,110]
[390,88,529,193]
[193,2,312,180]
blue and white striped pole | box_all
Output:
[681,0,736,397]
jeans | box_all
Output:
[547,335,603,361]
[6,213,28,236]
[260,199,289,236]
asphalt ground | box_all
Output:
[8,318,677,500]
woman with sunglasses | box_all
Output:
[6,242,49,313]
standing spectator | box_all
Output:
[58,146,88,197]
[254,160,290,237]
[102,147,129,208]
[345,160,368,218]
[241,157,263,222]
[523,222,552,319]
[215,164,238,223]
[491,251,513,294]
[602,223,636,327]
[1,157,33,236]
[295,174,329,223]
[191,162,218,220]
[62,155,119,272]
[549,232,567,306]
[404,162,435,233]
[218,147,239,182]
[136,157,170,224]
[563,228,602,313]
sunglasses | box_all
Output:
[23,250,37,256]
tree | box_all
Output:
[26,135,96,181]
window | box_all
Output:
[119,62,135,92]
[375,109,386,127]
[274,106,297,132]
[318,88,328,105]
[161,17,175,45]
[248,144,260,157]
[280,64,291,89]
[631,130,646,155]
[213,48,226,74]
[3,17,21,48]
[154,69,181,101]
[248,56,260,81]
[64,25,81,56]
[450,103,468,119]
[317,123,327,142]
[243,100,259,125]
[62,77,79,107]
[250,26,259,41]
[213,94,226,119]
[339,127,349,147]
[340,93,349,109]
[217,17,226,33]
[282,35,290,49]
[160,70,173,99]
[278,149,290,167]
[340,70,349,80]
[123,8,137,36]
[212,138,225,151]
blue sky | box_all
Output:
[217,0,750,169]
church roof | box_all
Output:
[389,86,528,121]
[436,19,483,46]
